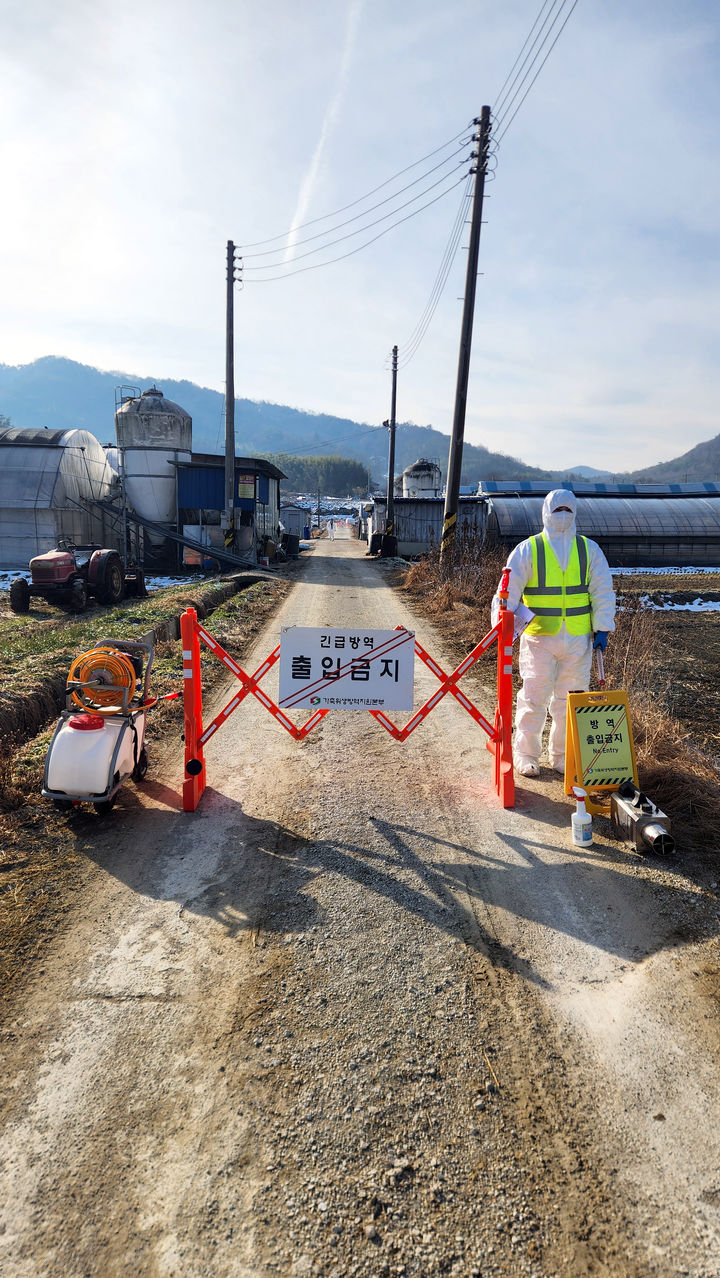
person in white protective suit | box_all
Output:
[492,489,616,778]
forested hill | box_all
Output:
[0,356,552,484]
[265,454,370,496]
[626,433,720,483]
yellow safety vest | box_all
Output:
[522,533,592,636]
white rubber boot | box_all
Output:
[515,756,540,778]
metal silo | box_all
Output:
[115,386,192,566]
[402,458,442,498]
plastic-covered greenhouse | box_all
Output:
[0,427,117,570]
[479,482,720,567]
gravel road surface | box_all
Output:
[2,535,719,1278]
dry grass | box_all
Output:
[402,543,720,850]
[0,575,295,994]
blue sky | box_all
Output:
[1,0,718,470]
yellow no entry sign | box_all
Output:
[564,689,638,811]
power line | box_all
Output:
[396,174,474,370]
[259,421,386,458]
[240,125,474,251]
[243,144,470,260]
[494,0,557,110]
[493,0,580,141]
[494,0,566,118]
[245,172,470,283]
[243,162,469,273]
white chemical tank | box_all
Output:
[45,712,146,799]
[115,386,192,532]
[402,458,442,498]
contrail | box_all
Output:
[284,0,364,263]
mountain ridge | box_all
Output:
[0,357,552,484]
[2,356,718,485]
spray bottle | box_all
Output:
[571,786,593,847]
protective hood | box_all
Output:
[542,488,577,537]
[541,488,577,568]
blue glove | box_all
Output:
[593,631,608,652]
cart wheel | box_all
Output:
[93,796,116,815]
[132,747,149,782]
[52,799,74,811]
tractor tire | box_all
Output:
[68,580,88,612]
[9,578,30,613]
[97,554,125,605]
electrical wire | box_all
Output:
[242,143,470,260]
[493,0,557,111]
[263,421,386,458]
[396,174,474,370]
[240,125,474,250]
[243,162,469,273]
[245,171,470,284]
[493,0,580,142]
[494,0,566,118]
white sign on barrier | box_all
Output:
[278,627,415,710]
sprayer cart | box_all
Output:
[43,639,176,814]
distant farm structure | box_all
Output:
[0,386,283,572]
[368,477,720,567]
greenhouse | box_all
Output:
[369,481,720,566]
[0,426,118,570]
[479,481,720,567]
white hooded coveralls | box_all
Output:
[492,489,616,770]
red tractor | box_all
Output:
[9,542,146,614]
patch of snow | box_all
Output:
[638,594,720,612]
[612,566,720,575]
[144,575,206,590]
[0,569,207,591]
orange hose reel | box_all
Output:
[67,646,137,714]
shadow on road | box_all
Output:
[71,779,720,992]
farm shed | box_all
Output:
[369,496,484,558]
[175,454,285,562]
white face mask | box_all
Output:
[549,510,574,533]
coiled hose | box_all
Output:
[67,646,137,714]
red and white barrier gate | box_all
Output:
[180,578,515,812]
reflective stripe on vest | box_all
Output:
[522,533,592,636]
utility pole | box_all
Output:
[440,106,491,566]
[224,240,240,554]
[383,344,398,554]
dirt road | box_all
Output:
[2,537,720,1278]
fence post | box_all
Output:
[181,607,206,812]
[495,605,515,807]
[494,569,515,808]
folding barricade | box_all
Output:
[180,570,515,812]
